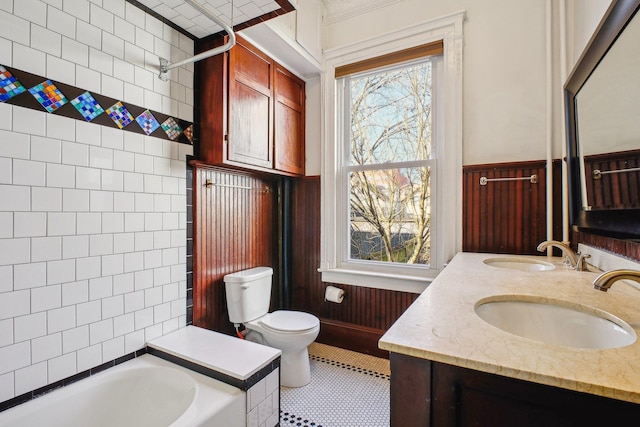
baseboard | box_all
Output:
[316,318,389,359]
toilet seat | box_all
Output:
[258,310,319,334]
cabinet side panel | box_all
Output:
[390,353,431,426]
[196,37,227,165]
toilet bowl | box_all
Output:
[223,267,320,388]
[244,311,320,387]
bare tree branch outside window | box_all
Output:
[347,61,433,265]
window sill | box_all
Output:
[318,268,433,294]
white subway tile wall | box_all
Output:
[247,368,280,427]
[0,0,193,403]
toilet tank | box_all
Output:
[223,267,273,324]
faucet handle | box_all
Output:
[575,253,591,271]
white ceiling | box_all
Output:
[135,0,400,39]
[135,0,286,38]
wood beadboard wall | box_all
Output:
[574,230,640,262]
[583,149,640,210]
[291,177,418,357]
[572,150,640,262]
[192,163,278,334]
[190,160,568,355]
[463,160,550,255]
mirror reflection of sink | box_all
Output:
[475,297,637,349]
[483,257,555,272]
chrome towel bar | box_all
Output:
[592,167,640,180]
[204,179,271,193]
[480,174,538,186]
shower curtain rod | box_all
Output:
[158,0,236,81]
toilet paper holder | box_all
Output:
[324,285,345,303]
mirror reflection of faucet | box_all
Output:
[536,240,590,271]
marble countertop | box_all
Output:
[379,252,640,404]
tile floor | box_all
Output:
[280,343,390,427]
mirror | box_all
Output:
[565,0,640,238]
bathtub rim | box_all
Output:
[0,353,246,427]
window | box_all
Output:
[320,13,464,292]
[342,59,436,268]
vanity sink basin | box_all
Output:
[483,257,555,272]
[475,298,636,349]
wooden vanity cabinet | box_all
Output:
[197,35,305,176]
[390,353,640,426]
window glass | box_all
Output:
[349,62,433,165]
[345,59,434,266]
[349,166,431,264]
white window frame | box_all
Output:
[320,11,465,293]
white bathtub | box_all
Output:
[0,354,246,427]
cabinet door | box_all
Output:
[430,361,640,427]
[228,39,273,169]
[274,65,305,175]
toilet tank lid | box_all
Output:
[224,267,273,283]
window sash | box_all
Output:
[345,162,435,266]
[342,58,437,168]
[339,56,437,272]
[340,163,436,268]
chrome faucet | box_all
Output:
[575,253,591,272]
[536,240,581,269]
[592,269,640,292]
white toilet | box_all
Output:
[223,267,320,388]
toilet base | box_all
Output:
[280,347,311,388]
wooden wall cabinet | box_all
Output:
[274,64,305,175]
[390,353,640,426]
[197,35,305,176]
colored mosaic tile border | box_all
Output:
[0,64,193,145]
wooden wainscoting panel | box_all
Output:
[463,161,548,255]
[319,283,419,331]
[583,149,640,210]
[291,177,419,357]
[574,230,640,263]
[318,319,390,359]
[192,163,277,334]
